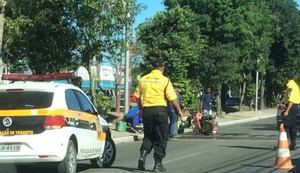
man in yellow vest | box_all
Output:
[283,72,300,150]
[134,58,183,172]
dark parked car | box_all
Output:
[225,97,240,106]
[276,101,300,131]
[276,101,285,129]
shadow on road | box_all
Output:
[225,145,274,151]
[111,166,153,172]
[78,163,152,173]
[245,123,278,131]
[291,158,300,173]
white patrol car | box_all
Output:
[0,73,116,173]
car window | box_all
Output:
[65,89,81,111]
[75,90,95,114]
[0,91,53,110]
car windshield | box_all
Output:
[0,91,53,110]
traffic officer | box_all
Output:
[282,72,300,150]
[134,58,183,172]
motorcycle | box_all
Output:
[186,109,219,135]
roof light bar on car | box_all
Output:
[2,72,75,81]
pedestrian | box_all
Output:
[134,58,183,172]
[199,86,212,134]
[168,82,184,140]
[282,72,300,150]
[71,76,82,88]
[123,106,143,132]
[199,86,212,116]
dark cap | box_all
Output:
[285,72,294,79]
[152,58,165,67]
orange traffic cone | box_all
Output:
[274,124,293,169]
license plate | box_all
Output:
[0,144,21,152]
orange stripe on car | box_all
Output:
[99,132,106,141]
[0,109,99,127]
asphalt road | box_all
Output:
[2,116,300,173]
[77,116,300,173]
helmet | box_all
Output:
[177,121,186,134]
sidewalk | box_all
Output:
[109,108,277,144]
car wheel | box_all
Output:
[91,137,116,168]
[57,140,77,173]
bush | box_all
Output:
[95,91,113,112]
[270,97,281,108]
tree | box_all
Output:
[137,6,206,105]
[266,0,300,104]
[232,1,278,110]
[3,0,140,106]
[163,0,278,111]
[201,44,240,114]
[4,0,78,74]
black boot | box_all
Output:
[138,150,147,170]
[153,161,167,172]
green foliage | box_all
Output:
[270,97,281,108]
[3,0,140,75]
[4,0,78,74]
[95,91,113,112]
[187,0,275,105]
[10,58,30,73]
[246,83,255,98]
[177,79,199,110]
[2,0,300,112]
[137,6,207,109]
[266,0,300,95]
[137,6,206,81]
[3,0,140,106]
[200,44,240,86]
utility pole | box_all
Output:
[255,58,259,111]
[124,0,131,115]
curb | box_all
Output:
[183,114,275,134]
[113,114,276,144]
[113,134,143,144]
[218,114,275,126]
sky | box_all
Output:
[134,0,165,27]
[135,0,300,28]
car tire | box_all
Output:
[91,137,116,168]
[57,140,77,173]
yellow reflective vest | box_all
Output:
[134,70,177,107]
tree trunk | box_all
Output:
[240,72,247,112]
[88,61,96,106]
[216,82,222,115]
[0,0,6,84]
[260,75,265,110]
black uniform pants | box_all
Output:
[283,104,299,143]
[140,106,169,162]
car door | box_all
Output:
[65,89,95,159]
[74,90,104,158]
